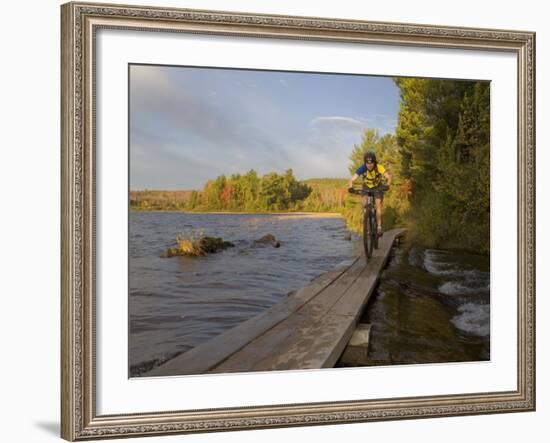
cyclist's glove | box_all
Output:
[347,187,355,194]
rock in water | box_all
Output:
[200,236,234,253]
[255,234,277,244]
[253,234,281,248]
[161,236,234,258]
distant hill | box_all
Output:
[130,190,194,211]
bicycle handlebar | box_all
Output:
[348,185,390,195]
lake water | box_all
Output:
[129,212,490,375]
[129,212,358,375]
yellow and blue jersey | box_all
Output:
[356,164,386,188]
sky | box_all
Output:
[130,64,400,190]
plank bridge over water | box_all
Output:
[147,228,406,377]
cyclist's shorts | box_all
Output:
[364,186,385,202]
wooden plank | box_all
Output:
[251,313,357,371]
[328,231,400,319]
[329,273,378,318]
[146,257,358,377]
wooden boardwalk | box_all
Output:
[146,228,406,377]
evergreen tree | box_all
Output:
[393,78,490,253]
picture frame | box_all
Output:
[60,1,536,440]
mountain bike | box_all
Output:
[348,185,389,259]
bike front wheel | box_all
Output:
[372,210,379,250]
[363,207,374,259]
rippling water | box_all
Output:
[342,242,490,367]
[129,212,357,375]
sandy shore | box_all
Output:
[270,212,343,219]
[190,211,343,218]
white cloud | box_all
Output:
[309,116,367,132]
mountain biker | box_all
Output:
[347,151,392,236]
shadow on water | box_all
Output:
[337,239,490,367]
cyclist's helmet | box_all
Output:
[364,151,377,164]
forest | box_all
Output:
[130,78,490,254]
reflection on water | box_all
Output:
[129,212,357,375]
[341,242,490,367]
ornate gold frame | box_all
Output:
[61,2,536,440]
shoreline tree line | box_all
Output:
[131,78,490,254]
[130,171,347,213]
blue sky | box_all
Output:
[130,64,400,190]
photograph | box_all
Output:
[128,64,491,377]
